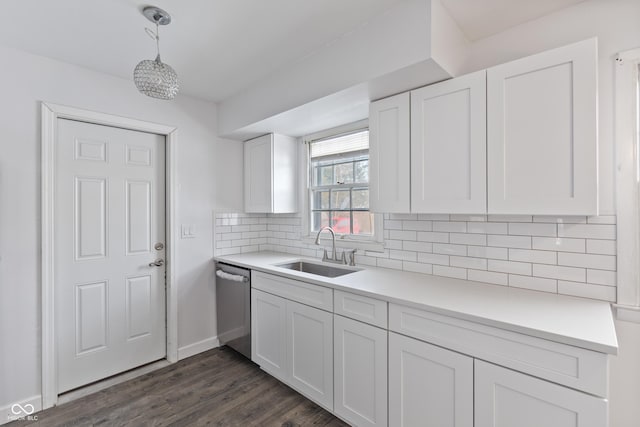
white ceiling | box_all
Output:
[0,0,585,103]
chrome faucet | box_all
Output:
[314,226,345,264]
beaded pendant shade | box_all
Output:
[133,6,179,100]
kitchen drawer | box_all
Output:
[253,271,333,312]
[389,303,608,397]
[334,290,387,328]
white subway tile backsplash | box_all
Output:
[417,232,449,243]
[532,237,585,253]
[509,249,557,265]
[467,222,508,235]
[586,239,616,255]
[508,223,557,237]
[533,264,586,282]
[558,223,616,239]
[450,214,487,222]
[417,252,449,266]
[214,212,618,303]
[389,250,418,262]
[488,259,532,275]
[487,235,531,249]
[468,269,508,286]
[450,233,487,246]
[587,269,617,286]
[433,221,467,233]
[377,258,403,270]
[389,230,417,241]
[533,216,587,224]
[467,246,508,260]
[403,220,433,231]
[557,252,616,271]
[433,265,467,280]
[509,274,557,293]
[433,243,467,256]
[488,215,532,223]
[450,256,488,270]
[558,281,616,301]
[403,261,433,275]
[402,241,433,253]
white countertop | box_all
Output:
[215,251,618,354]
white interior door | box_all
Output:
[55,119,166,393]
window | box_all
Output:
[308,129,374,237]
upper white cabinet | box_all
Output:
[244,133,298,213]
[487,38,598,215]
[411,70,487,213]
[369,71,486,214]
[369,92,411,213]
[475,360,607,427]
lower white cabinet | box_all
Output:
[251,289,333,411]
[389,332,473,427]
[287,300,333,410]
[251,289,287,381]
[334,315,388,427]
[474,360,607,427]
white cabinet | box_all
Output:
[369,92,410,213]
[287,300,333,410]
[369,71,486,214]
[475,360,607,427]
[487,38,598,215]
[411,70,487,213]
[244,133,297,213]
[251,289,287,381]
[389,332,473,427]
[334,315,388,427]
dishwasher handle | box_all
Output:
[216,269,249,283]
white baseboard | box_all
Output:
[614,304,640,324]
[0,395,42,425]
[177,336,220,360]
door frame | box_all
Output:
[41,102,179,409]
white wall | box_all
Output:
[0,45,243,412]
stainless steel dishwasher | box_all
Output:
[215,262,251,359]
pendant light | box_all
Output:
[133,6,179,100]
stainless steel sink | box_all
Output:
[275,261,359,278]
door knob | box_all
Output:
[148,259,165,267]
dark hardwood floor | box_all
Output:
[13,347,349,426]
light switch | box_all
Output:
[181,224,196,239]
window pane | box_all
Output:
[313,190,330,209]
[312,211,330,232]
[353,211,374,235]
[316,165,333,186]
[335,162,354,184]
[331,212,351,234]
[355,160,368,183]
[352,189,369,209]
[331,190,351,210]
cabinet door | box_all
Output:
[411,70,487,213]
[487,38,597,215]
[251,289,287,381]
[334,315,388,427]
[475,360,607,427]
[369,92,411,213]
[286,300,334,410]
[389,332,473,427]
[244,134,272,212]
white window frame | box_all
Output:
[615,48,640,321]
[301,120,384,252]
